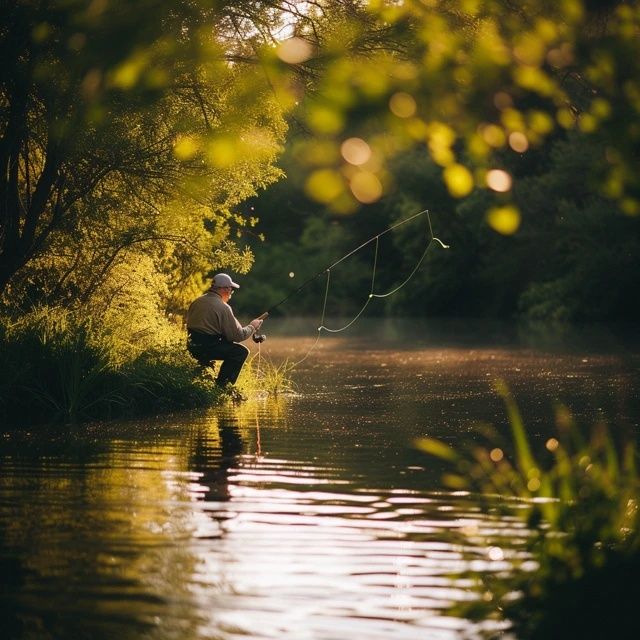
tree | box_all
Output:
[0,0,406,308]
[0,0,292,300]
[284,0,640,232]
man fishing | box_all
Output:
[186,273,265,394]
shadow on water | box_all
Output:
[0,319,638,639]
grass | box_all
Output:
[0,307,222,425]
[241,351,296,397]
[416,380,640,639]
[0,307,297,425]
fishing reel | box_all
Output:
[252,333,266,343]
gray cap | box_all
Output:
[212,273,240,289]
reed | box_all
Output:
[416,380,640,638]
[244,352,296,397]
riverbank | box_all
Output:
[0,308,225,427]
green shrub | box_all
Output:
[116,346,220,414]
[0,307,220,425]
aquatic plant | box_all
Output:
[243,352,296,397]
[416,380,640,639]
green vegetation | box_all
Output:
[0,306,298,425]
[246,353,297,397]
[0,307,223,425]
[244,131,639,322]
[417,381,640,638]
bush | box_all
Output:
[0,307,220,425]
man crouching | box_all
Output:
[186,273,264,392]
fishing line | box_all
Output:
[266,208,437,314]
[319,236,378,333]
[280,208,450,367]
[290,263,331,367]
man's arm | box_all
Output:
[220,305,258,343]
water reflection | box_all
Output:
[0,327,638,639]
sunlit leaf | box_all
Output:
[578,113,598,133]
[557,107,576,129]
[480,124,506,148]
[415,437,460,462]
[514,66,556,96]
[442,473,469,489]
[110,53,148,90]
[528,111,554,135]
[307,106,345,134]
[514,33,547,66]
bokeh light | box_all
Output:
[488,547,504,561]
[486,169,512,192]
[546,438,560,452]
[480,124,506,148]
[493,92,513,110]
[443,163,474,197]
[206,138,236,168]
[305,169,344,203]
[173,135,199,160]
[527,478,541,492]
[487,205,521,235]
[350,171,383,203]
[341,138,372,165]
[508,131,529,152]
[389,92,417,118]
[276,37,313,64]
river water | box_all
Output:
[1,321,638,639]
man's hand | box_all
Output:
[250,318,263,331]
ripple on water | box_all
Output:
[1,329,636,639]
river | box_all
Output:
[1,320,638,639]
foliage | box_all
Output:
[247,127,639,322]
[0,0,290,302]
[282,0,640,224]
[416,380,640,638]
[245,352,296,397]
[3,0,638,329]
[0,307,221,425]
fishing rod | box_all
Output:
[262,208,442,317]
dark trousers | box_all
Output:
[187,331,249,386]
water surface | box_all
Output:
[1,321,638,639]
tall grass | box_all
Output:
[417,380,640,639]
[241,351,296,397]
[0,307,221,425]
